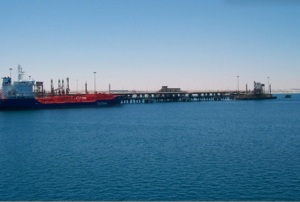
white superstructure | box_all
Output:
[1,65,35,99]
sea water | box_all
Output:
[0,94,299,200]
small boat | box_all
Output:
[285,94,291,98]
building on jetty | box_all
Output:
[158,86,184,92]
[235,81,277,100]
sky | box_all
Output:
[1,0,300,92]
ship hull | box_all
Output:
[0,97,121,110]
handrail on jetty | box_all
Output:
[113,90,242,104]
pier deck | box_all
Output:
[113,91,243,104]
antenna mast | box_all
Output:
[18,65,25,81]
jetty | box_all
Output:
[113,82,276,104]
[112,86,235,104]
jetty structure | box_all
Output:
[113,82,277,104]
[235,81,277,100]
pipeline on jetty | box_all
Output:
[114,91,236,104]
[113,86,238,104]
[113,84,276,104]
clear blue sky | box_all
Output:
[1,0,299,92]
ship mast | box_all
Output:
[18,65,25,81]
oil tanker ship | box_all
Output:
[0,66,121,110]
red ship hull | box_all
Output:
[0,93,122,110]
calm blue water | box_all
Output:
[0,94,300,200]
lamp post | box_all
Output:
[9,68,12,78]
[267,77,270,94]
[237,75,239,94]
[94,72,97,93]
